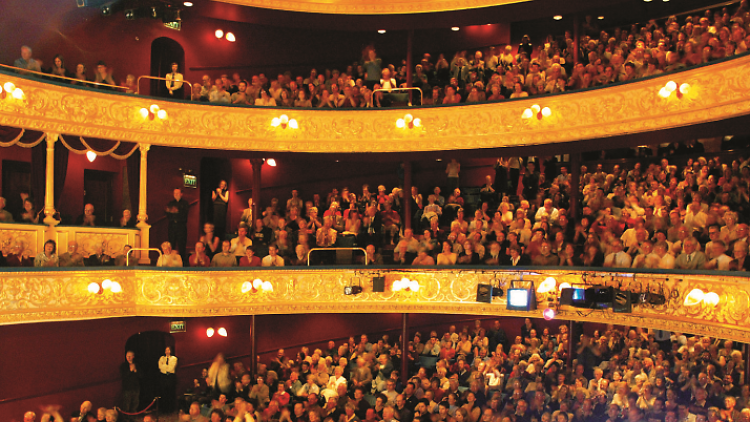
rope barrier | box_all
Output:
[115,397,158,415]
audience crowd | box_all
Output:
[8,2,750,107]
[21,321,750,422]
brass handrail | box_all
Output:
[136,75,193,99]
[0,63,129,91]
[126,247,162,266]
[307,247,368,266]
[373,87,423,106]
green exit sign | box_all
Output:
[170,320,186,333]
[183,174,197,189]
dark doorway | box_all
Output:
[150,37,186,98]
[83,169,116,226]
[125,331,175,412]
[2,160,31,218]
[200,157,232,238]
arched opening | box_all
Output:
[124,330,175,412]
[150,37,185,98]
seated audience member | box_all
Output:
[0,197,14,222]
[86,242,112,266]
[704,240,732,271]
[157,241,183,267]
[190,241,211,268]
[412,248,435,265]
[19,198,41,224]
[730,241,750,271]
[231,226,253,264]
[505,244,530,266]
[76,203,97,227]
[603,239,632,268]
[5,242,32,267]
[94,61,116,87]
[34,240,59,267]
[262,245,285,267]
[118,209,136,228]
[290,244,309,266]
[14,45,42,72]
[210,79,231,103]
[437,241,458,265]
[360,244,383,265]
[59,241,85,267]
[675,238,706,270]
[113,245,135,266]
[211,240,238,267]
[240,247,262,267]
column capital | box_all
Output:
[249,158,264,166]
[45,132,59,144]
[139,143,150,153]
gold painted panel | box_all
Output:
[0,224,46,257]
[209,0,530,15]
[1,268,750,342]
[0,56,749,153]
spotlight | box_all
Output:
[598,16,604,20]
[506,280,536,311]
[206,327,215,337]
[378,29,386,34]
[218,327,228,337]
[451,27,460,31]
[344,285,362,295]
[543,308,557,320]
[184,1,193,5]
[215,29,224,39]
[553,15,562,20]
[225,32,235,42]
[125,9,134,20]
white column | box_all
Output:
[136,143,151,264]
[43,133,60,226]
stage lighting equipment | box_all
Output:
[613,289,632,313]
[506,279,536,311]
[476,283,493,303]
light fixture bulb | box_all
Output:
[86,150,97,162]
[266,158,276,167]
[531,104,541,114]
[87,282,101,294]
[150,104,160,114]
[396,119,405,129]
[102,279,113,290]
[139,108,149,118]
[451,27,460,31]
[598,16,604,20]
[404,113,413,123]
[411,281,420,292]
[289,119,298,129]
[703,292,720,307]
[279,114,289,124]
[218,327,228,337]
[226,32,236,42]
[558,282,571,291]
[12,88,24,100]
[242,281,252,293]
[553,15,562,20]
[157,109,167,120]
[271,117,280,127]
[413,118,421,127]
[541,107,551,117]
[253,278,263,290]
[378,29,386,34]
[537,277,556,294]
[110,282,122,293]
[392,280,402,292]
[262,281,273,292]
[684,288,705,306]
[659,87,670,98]
[665,81,677,92]
[3,82,15,93]
[679,83,690,95]
[215,29,224,39]
[522,109,533,119]
[206,327,215,337]
[184,1,193,6]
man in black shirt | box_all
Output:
[120,351,142,415]
[166,188,189,259]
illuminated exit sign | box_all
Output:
[170,320,186,333]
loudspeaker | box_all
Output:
[372,277,385,293]
[477,284,493,303]
[613,289,632,313]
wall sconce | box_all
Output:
[225,32,236,42]
[242,278,273,293]
[396,114,421,129]
[392,277,420,293]
[215,29,224,38]
[1,82,25,101]
[139,104,168,120]
[522,104,551,120]
[86,150,97,162]
[659,81,690,99]
[87,278,122,294]
[684,288,720,307]
[271,114,298,129]
[207,327,228,337]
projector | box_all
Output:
[344,286,362,295]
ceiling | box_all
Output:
[209,0,532,15]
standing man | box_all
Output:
[120,351,142,415]
[166,188,189,259]
[159,346,178,413]
[165,62,184,98]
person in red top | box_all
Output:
[189,241,210,267]
[239,247,262,267]
[380,201,401,244]
[272,381,291,407]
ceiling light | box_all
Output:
[598,16,604,20]
[378,29,386,34]
[183,1,193,6]
[215,29,224,39]
[451,27,459,31]
[553,15,562,20]
[225,32,235,42]
[644,0,652,2]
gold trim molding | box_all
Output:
[0,56,749,153]
[209,0,529,15]
[1,268,750,342]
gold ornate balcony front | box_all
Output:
[0,55,749,153]
[1,267,748,342]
